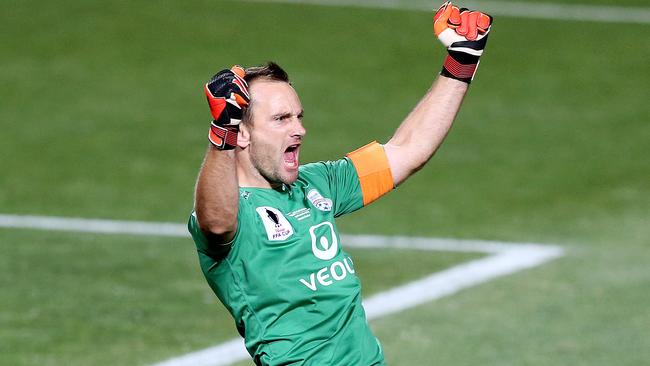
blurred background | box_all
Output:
[1,0,648,365]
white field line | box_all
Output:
[152,243,562,366]
[241,0,650,24]
[0,214,189,237]
[0,214,563,366]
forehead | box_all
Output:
[248,79,301,115]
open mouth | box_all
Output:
[283,144,300,169]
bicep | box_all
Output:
[382,142,412,187]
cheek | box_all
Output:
[252,126,284,147]
[251,133,280,159]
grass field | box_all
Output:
[1,0,649,365]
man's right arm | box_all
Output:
[194,146,239,243]
[193,66,250,244]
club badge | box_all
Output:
[307,189,333,212]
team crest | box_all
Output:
[256,206,294,241]
[306,189,333,212]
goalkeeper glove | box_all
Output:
[434,2,493,84]
[204,65,250,150]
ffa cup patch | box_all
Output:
[306,189,333,212]
[255,206,294,241]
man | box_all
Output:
[188,2,493,364]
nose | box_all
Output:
[292,118,307,138]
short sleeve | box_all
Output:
[299,158,363,217]
[299,141,395,217]
[187,211,233,260]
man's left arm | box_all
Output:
[384,2,493,186]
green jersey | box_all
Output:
[188,142,393,365]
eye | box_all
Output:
[273,113,293,122]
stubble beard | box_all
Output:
[249,136,297,186]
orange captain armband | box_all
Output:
[346,141,395,206]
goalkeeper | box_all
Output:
[189,2,493,365]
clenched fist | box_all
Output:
[434,2,493,83]
[205,65,250,150]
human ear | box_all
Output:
[237,123,251,149]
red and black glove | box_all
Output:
[434,2,493,84]
[204,65,250,150]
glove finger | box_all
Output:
[447,5,461,29]
[230,65,250,94]
[456,8,470,36]
[433,1,451,21]
[466,11,479,41]
[477,12,492,34]
[230,65,245,79]
[232,77,250,99]
[433,1,453,36]
[233,92,249,108]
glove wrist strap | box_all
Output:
[209,123,239,150]
[441,52,480,84]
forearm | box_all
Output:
[384,75,468,184]
[194,145,239,241]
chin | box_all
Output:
[280,169,300,185]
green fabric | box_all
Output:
[188,158,385,365]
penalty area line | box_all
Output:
[0,214,563,366]
[149,236,563,366]
[151,243,563,366]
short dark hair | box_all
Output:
[241,62,290,124]
[244,61,290,84]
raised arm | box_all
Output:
[195,147,239,243]
[194,66,250,243]
[384,2,493,186]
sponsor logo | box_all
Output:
[298,221,356,291]
[309,222,338,260]
[255,206,293,241]
[299,256,356,291]
[307,189,332,212]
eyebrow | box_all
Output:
[272,112,292,120]
[272,110,305,119]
